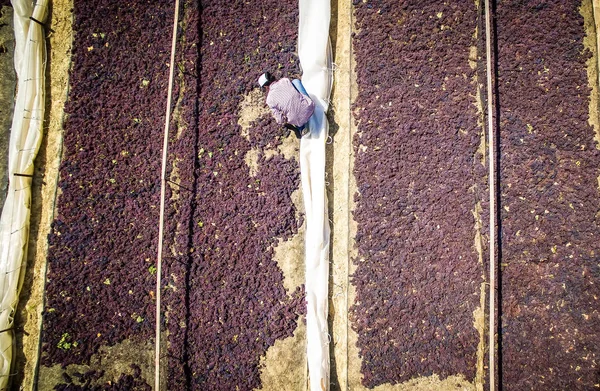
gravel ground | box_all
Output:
[350,0,486,387]
[497,0,600,389]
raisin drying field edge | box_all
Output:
[15,0,73,389]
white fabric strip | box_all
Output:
[298,1,332,390]
[0,1,48,388]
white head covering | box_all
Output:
[258,73,270,87]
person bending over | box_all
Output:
[258,72,315,139]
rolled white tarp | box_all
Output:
[0,0,47,388]
[298,1,332,390]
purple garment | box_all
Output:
[265,78,315,127]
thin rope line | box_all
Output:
[155,0,180,389]
[484,0,496,389]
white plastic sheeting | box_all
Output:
[0,0,47,388]
[298,0,332,390]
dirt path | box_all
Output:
[327,0,354,389]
